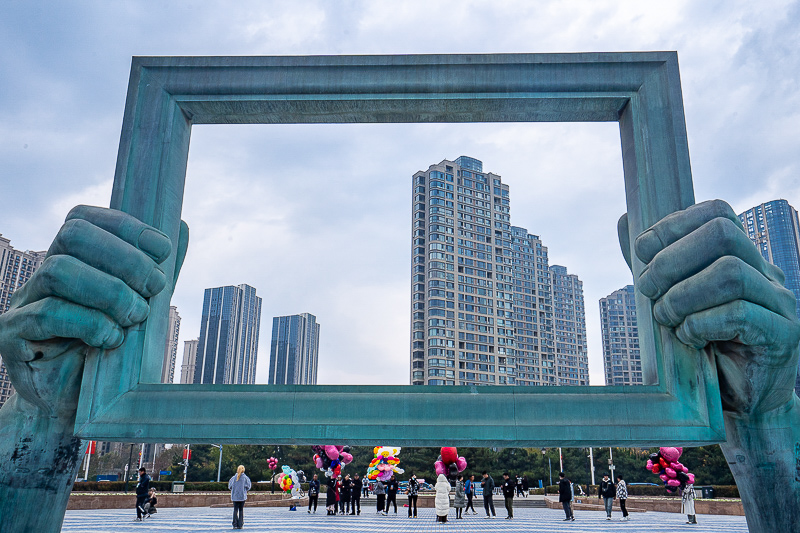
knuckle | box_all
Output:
[65,204,93,221]
[57,218,91,251]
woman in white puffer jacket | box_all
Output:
[434,474,451,522]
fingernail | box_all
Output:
[125,297,150,326]
[104,327,124,349]
[635,229,662,263]
[138,228,172,261]
[637,268,658,299]
[145,268,167,296]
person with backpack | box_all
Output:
[558,472,574,521]
[599,473,616,519]
[134,468,150,522]
[308,474,320,514]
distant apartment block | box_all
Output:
[738,199,800,394]
[269,313,320,385]
[194,284,262,385]
[179,339,199,384]
[550,265,589,385]
[0,234,46,407]
[410,157,588,386]
[161,306,181,384]
[599,285,641,385]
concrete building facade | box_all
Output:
[268,313,320,385]
[161,306,181,384]
[179,339,199,384]
[194,284,262,385]
[599,285,642,385]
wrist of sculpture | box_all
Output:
[719,394,800,532]
[0,394,84,532]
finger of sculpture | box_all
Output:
[634,200,743,264]
[65,205,173,263]
[652,256,797,327]
[637,216,780,300]
[47,218,167,298]
[11,255,151,328]
[675,300,798,351]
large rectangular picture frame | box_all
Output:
[74,52,725,447]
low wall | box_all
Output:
[68,492,440,511]
[544,496,744,516]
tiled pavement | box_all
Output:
[62,506,748,532]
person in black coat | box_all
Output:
[308,474,320,514]
[134,468,151,521]
[351,474,363,515]
[385,474,399,513]
[501,473,515,519]
[340,474,352,514]
[558,472,574,521]
[598,473,616,519]
[325,476,338,515]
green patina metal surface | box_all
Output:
[73,53,724,447]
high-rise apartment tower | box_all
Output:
[179,339,199,384]
[599,285,641,385]
[410,157,588,386]
[268,313,320,385]
[194,284,262,385]
[161,306,181,384]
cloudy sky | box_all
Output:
[2,1,798,386]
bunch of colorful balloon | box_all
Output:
[276,465,303,498]
[646,447,695,492]
[366,446,404,481]
[267,456,278,471]
[434,447,468,479]
[311,445,354,478]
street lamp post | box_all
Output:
[588,447,595,486]
[211,444,223,483]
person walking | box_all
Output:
[501,472,515,519]
[308,474,320,514]
[599,473,615,519]
[521,476,529,497]
[481,471,496,518]
[558,472,574,521]
[616,474,629,521]
[516,475,524,497]
[228,465,252,529]
[681,483,698,524]
[454,474,466,519]
[465,474,477,514]
[134,467,151,522]
[385,474,399,513]
[325,476,338,515]
[351,474,362,515]
[340,474,352,515]
[406,473,419,518]
[374,479,387,515]
[434,473,451,522]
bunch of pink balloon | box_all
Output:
[312,445,354,478]
[267,456,278,471]
[646,447,695,492]
[434,447,467,479]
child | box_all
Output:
[140,488,157,518]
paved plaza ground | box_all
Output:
[62,506,748,532]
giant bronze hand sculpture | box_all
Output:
[0,206,188,532]
[620,199,800,532]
